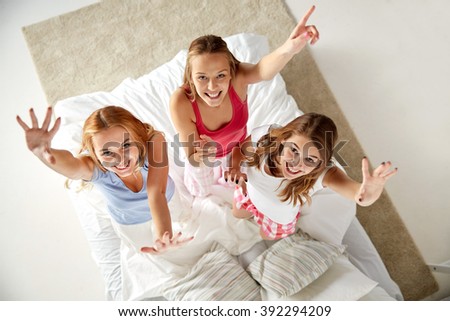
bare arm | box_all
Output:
[146,133,173,239]
[224,135,252,184]
[323,166,361,201]
[141,132,193,254]
[324,158,398,206]
[17,107,94,180]
[238,5,319,85]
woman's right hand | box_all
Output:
[16,107,61,164]
[191,134,217,167]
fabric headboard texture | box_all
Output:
[22,0,437,300]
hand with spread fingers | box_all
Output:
[224,167,248,193]
[192,134,218,167]
[140,232,194,255]
[356,157,398,206]
[16,107,61,165]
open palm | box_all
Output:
[356,157,398,206]
[16,107,61,164]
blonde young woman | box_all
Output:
[232,113,398,240]
[17,106,192,253]
[170,6,319,197]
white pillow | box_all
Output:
[298,187,356,245]
[297,161,356,245]
[247,230,346,298]
[163,242,261,301]
[262,254,378,301]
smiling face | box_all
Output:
[190,53,231,107]
[92,126,140,178]
[278,133,323,180]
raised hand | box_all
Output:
[356,157,398,206]
[140,231,194,255]
[284,5,320,54]
[192,134,217,167]
[16,107,61,164]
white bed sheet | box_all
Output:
[53,33,401,301]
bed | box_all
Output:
[51,33,403,301]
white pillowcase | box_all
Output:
[298,161,356,245]
[247,230,346,298]
[298,187,356,245]
[163,242,261,301]
[262,254,378,301]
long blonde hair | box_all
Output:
[247,113,338,206]
[183,35,240,101]
[81,106,160,172]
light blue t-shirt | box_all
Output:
[90,161,175,225]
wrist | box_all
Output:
[34,148,50,163]
[278,42,296,59]
[229,163,241,171]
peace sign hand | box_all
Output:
[16,107,61,164]
[356,157,398,206]
[283,5,320,55]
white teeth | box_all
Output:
[116,160,129,170]
[286,163,301,175]
[207,92,219,98]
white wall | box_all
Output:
[1,0,449,300]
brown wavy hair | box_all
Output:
[247,113,338,206]
[81,106,160,172]
[183,35,240,101]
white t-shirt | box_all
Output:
[245,125,327,225]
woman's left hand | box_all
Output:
[223,167,247,185]
[224,167,248,194]
[140,231,194,255]
[356,157,398,206]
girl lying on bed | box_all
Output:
[170,5,319,198]
[231,113,398,240]
[17,106,192,254]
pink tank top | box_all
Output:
[189,84,248,158]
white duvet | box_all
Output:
[53,33,399,301]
